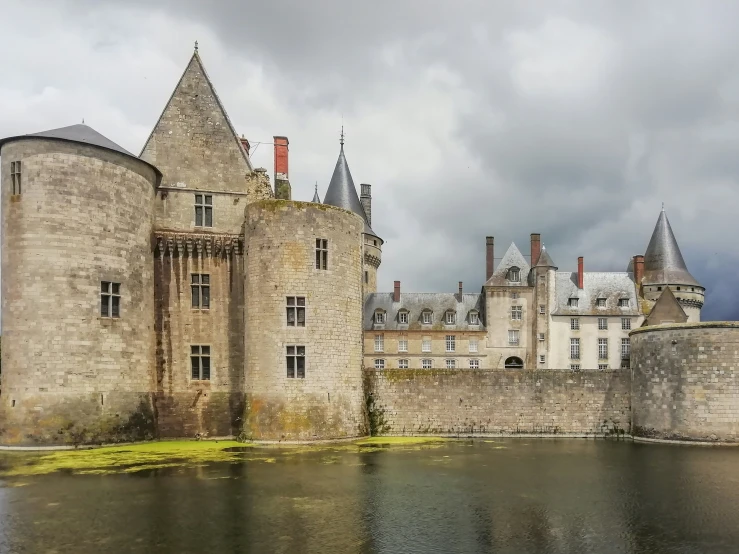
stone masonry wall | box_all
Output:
[366,369,630,436]
[243,200,367,440]
[631,323,739,442]
[0,139,157,445]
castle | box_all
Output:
[1,48,736,446]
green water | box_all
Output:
[1,440,739,553]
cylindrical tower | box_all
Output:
[0,126,159,445]
[363,234,382,294]
[243,199,366,440]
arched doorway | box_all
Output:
[504,356,524,369]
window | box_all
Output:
[507,267,521,282]
[621,338,630,359]
[10,161,21,195]
[364,271,368,284]
[511,306,522,320]
[598,338,608,359]
[508,330,519,346]
[286,346,305,378]
[398,359,409,369]
[510,292,520,300]
[598,364,608,371]
[570,364,581,371]
[422,359,433,369]
[618,298,629,307]
[505,356,523,369]
[469,359,479,369]
[445,335,456,352]
[445,311,456,325]
[570,318,580,330]
[374,359,385,370]
[657,286,662,292]
[422,311,432,324]
[286,296,305,327]
[539,305,545,315]
[191,274,211,309]
[446,359,456,369]
[469,312,480,325]
[538,333,545,342]
[568,298,579,308]
[100,281,121,318]
[538,355,544,364]
[375,311,385,324]
[598,318,608,330]
[191,345,211,380]
[194,194,213,227]
[622,318,631,330]
[570,338,580,359]
[374,334,384,352]
[422,338,431,352]
[469,338,478,353]
[399,311,409,324]
[596,298,606,308]
[398,338,408,352]
[676,287,681,291]
[315,239,328,270]
[621,359,630,370]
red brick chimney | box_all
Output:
[240,135,250,156]
[273,136,289,179]
[486,236,494,281]
[530,233,541,266]
[393,281,401,302]
[458,281,463,298]
[633,255,644,288]
[577,257,584,289]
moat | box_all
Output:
[1,440,738,553]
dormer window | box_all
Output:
[445,311,456,325]
[618,298,629,307]
[469,311,480,325]
[507,267,521,283]
[398,310,409,324]
[422,310,432,324]
[568,298,579,308]
[374,311,386,324]
[596,298,606,308]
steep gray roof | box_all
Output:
[534,245,557,268]
[312,186,321,203]
[364,293,485,331]
[323,144,381,240]
[484,242,531,286]
[642,209,701,287]
[552,272,641,316]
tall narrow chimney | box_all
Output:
[273,136,291,200]
[393,280,401,303]
[240,134,250,156]
[530,233,541,266]
[458,281,463,298]
[360,184,372,226]
[633,255,645,289]
[486,236,494,281]
[577,257,584,289]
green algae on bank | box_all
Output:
[354,436,448,447]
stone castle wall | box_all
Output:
[630,323,739,442]
[243,200,367,440]
[366,369,630,436]
[0,139,158,445]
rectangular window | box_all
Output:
[511,306,522,320]
[445,311,455,325]
[422,311,432,324]
[286,296,306,327]
[364,271,368,284]
[398,359,409,369]
[508,330,519,346]
[539,355,545,364]
[598,338,608,359]
[446,359,456,369]
[621,359,630,370]
[375,312,385,324]
[191,274,210,309]
[399,311,409,324]
[570,364,581,371]
[445,335,456,352]
[374,334,384,352]
[10,161,21,195]
[599,364,609,371]
[191,345,211,380]
[398,338,408,352]
[422,338,431,352]
[622,318,631,330]
[598,318,608,330]
[570,338,580,359]
[469,339,478,353]
[568,298,579,308]
[315,238,328,270]
[374,359,385,370]
[469,359,479,369]
[619,298,629,307]
[194,194,213,227]
[469,312,480,325]
[596,298,606,307]
[286,345,306,378]
[621,338,630,359]
[510,292,520,300]
[538,333,545,342]
[100,281,121,318]
[422,359,432,369]
[539,305,545,315]
[570,318,579,330]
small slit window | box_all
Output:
[10,161,21,195]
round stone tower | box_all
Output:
[243,199,367,440]
[0,125,159,445]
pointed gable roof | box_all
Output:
[323,143,380,240]
[643,287,688,326]
[534,245,557,268]
[312,184,321,203]
[485,242,531,286]
[642,208,700,287]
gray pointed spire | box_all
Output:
[534,245,557,269]
[642,208,700,287]
[312,182,321,203]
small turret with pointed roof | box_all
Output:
[534,245,557,269]
[312,182,321,203]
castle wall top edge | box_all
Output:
[629,321,739,336]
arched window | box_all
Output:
[504,356,524,369]
[507,267,521,282]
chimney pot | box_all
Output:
[486,236,495,281]
[530,233,541,266]
[393,280,401,303]
[633,255,645,291]
[360,184,372,226]
[577,257,584,289]
[273,136,289,179]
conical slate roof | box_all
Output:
[312,184,321,203]
[642,208,700,287]
[323,144,380,240]
[534,245,557,268]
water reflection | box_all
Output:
[1,441,739,553]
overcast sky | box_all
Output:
[2,0,738,320]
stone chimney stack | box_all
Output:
[458,281,463,300]
[273,136,291,200]
[360,184,372,226]
[240,135,250,156]
[633,254,645,288]
[530,233,541,266]
[393,280,401,302]
[486,236,494,281]
[577,257,584,289]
